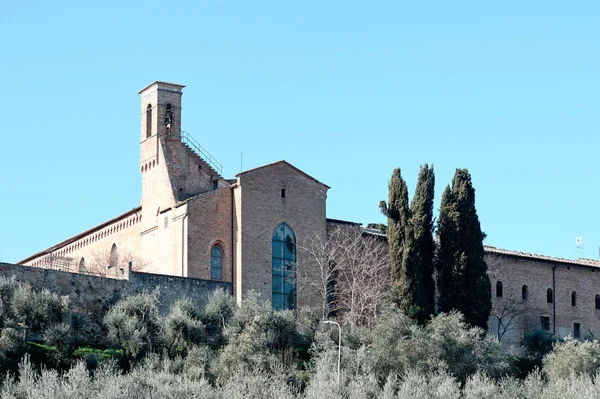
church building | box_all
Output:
[18,81,600,350]
[19,81,327,310]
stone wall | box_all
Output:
[0,262,230,314]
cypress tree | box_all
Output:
[403,164,436,324]
[380,168,409,302]
[381,166,436,322]
[436,169,491,330]
[436,185,458,315]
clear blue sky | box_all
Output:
[1,1,598,263]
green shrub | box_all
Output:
[523,329,556,366]
[163,298,204,357]
[543,337,600,381]
[104,291,161,362]
[201,288,236,348]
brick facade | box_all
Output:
[233,161,328,308]
[17,81,600,350]
[486,247,600,348]
[19,81,329,310]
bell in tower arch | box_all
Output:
[165,103,173,133]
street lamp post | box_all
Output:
[323,320,341,384]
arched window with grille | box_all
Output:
[272,223,296,310]
[496,281,503,298]
[211,245,223,280]
[146,104,152,138]
[522,285,528,300]
[547,288,553,304]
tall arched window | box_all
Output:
[272,223,296,310]
[496,281,503,298]
[522,285,528,300]
[571,291,577,306]
[547,288,553,304]
[109,243,118,269]
[595,295,600,310]
[211,245,223,280]
[146,104,152,138]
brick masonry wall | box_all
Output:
[187,188,233,283]
[235,162,328,308]
[489,253,600,347]
[140,84,185,217]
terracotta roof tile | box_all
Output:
[484,245,600,268]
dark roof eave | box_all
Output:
[484,245,600,269]
[326,218,362,226]
[236,160,330,189]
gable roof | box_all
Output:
[236,160,330,189]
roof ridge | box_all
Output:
[236,160,329,188]
[484,245,600,267]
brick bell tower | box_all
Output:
[138,81,226,234]
[138,81,186,231]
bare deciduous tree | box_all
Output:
[83,249,149,278]
[299,226,389,327]
[493,295,530,343]
[486,253,531,343]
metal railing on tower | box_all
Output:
[180,131,223,175]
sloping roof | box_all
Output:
[236,160,330,189]
[323,218,600,268]
[326,218,361,226]
[180,186,230,205]
[18,207,142,264]
[484,245,600,268]
[361,228,386,238]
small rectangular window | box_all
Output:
[281,188,286,198]
[212,180,219,190]
[164,216,168,228]
[496,281,503,298]
[541,316,550,331]
[574,323,581,338]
